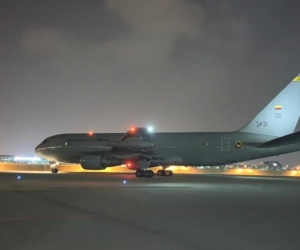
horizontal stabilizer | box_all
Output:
[256,131,300,148]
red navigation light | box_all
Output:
[88,131,93,136]
[127,162,131,167]
[130,127,135,132]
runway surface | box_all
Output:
[0,172,300,250]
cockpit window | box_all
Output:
[42,140,47,144]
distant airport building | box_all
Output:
[262,161,283,170]
[224,161,284,170]
[0,155,15,162]
[0,155,49,164]
[253,161,283,170]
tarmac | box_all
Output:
[0,172,300,250]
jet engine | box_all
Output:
[80,155,122,170]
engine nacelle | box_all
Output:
[80,155,122,170]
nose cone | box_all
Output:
[35,143,41,153]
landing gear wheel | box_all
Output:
[144,170,154,178]
[135,170,145,177]
[157,170,165,176]
[164,170,173,176]
[51,168,58,174]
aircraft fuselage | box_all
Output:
[35,131,298,166]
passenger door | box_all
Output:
[221,138,230,151]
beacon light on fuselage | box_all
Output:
[147,126,154,132]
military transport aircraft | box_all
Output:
[35,73,300,178]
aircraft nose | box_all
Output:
[35,144,40,152]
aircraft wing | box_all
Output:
[83,127,158,163]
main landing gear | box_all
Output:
[157,170,173,177]
[135,169,174,178]
[135,169,154,178]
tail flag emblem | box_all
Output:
[275,105,282,110]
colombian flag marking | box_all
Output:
[275,105,282,110]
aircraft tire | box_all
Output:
[157,170,165,176]
[135,170,144,177]
[51,168,58,174]
[144,171,149,177]
[164,170,173,176]
[144,170,154,178]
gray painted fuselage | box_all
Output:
[35,131,300,166]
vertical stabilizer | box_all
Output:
[238,73,300,137]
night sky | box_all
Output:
[1,0,300,166]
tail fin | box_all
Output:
[238,73,300,137]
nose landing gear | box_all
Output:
[51,168,58,173]
[50,162,59,173]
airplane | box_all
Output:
[35,73,300,178]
